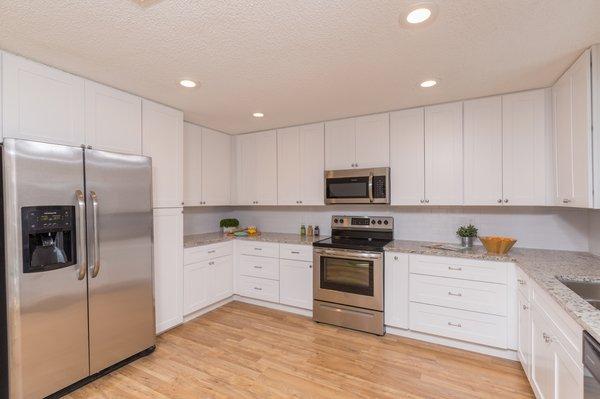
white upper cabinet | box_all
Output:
[84,81,142,154]
[463,96,503,205]
[502,89,548,206]
[237,130,277,205]
[390,108,425,205]
[2,52,85,146]
[201,127,232,205]
[183,122,203,206]
[142,99,184,208]
[277,123,325,205]
[325,113,389,170]
[424,102,464,205]
[553,49,593,208]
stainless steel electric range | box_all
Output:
[312,215,394,335]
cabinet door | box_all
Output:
[517,293,532,377]
[212,255,234,302]
[277,126,301,205]
[202,128,232,205]
[554,339,584,399]
[2,52,85,146]
[183,122,203,206]
[390,108,425,205]
[502,89,547,206]
[463,96,502,205]
[299,123,325,205]
[142,100,184,208]
[255,130,278,205]
[84,81,142,154]
[279,259,313,310]
[153,208,183,333]
[384,252,409,329]
[325,118,356,170]
[237,133,257,205]
[183,260,211,315]
[531,306,555,399]
[355,113,389,168]
[425,102,464,205]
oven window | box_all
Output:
[326,177,369,199]
[320,256,373,296]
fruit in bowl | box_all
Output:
[479,236,517,255]
[247,226,258,235]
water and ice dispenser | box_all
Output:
[21,206,76,273]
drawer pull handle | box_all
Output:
[209,261,214,265]
[291,251,300,254]
[253,265,263,269]
[448,322,462,328]
[542,332,552,344]
[207,250,216,254]
[254,248,262,251]
[448,266,462,271]
[448,291,462,297]
[517,279,525,285]
[253,287,263,291]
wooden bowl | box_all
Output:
[479,236,517,255]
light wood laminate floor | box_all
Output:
[65,301,534,399]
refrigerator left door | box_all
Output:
[2,139,89,399]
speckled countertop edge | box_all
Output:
[184,232,327,248]
[384,239,600,343]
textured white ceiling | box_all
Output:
[1,0,600,134]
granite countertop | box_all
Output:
[384,239,600,343]
[183,232,327,248]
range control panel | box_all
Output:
[331,215,394,230]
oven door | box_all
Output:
[313,247,383,311]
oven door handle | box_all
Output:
[314,248,382,260]
[368,172,374,203]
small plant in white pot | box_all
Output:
[220,218,240,234]
[456,224,478,248]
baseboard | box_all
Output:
[385,326,518,361]
[234,295,313,317]
[183,296,235,322]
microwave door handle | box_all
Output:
[368,172,374,203]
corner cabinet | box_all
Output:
[325,113,389,170]
[153,208,184,334]
[553,49,593,208]
[2,52,85,146]
[236,130,277,205]
[142,99,184,208]
[277,123,324,205]
[84,81,142,154]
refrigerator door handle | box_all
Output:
[75,189,87,280]
[90,191,100,278]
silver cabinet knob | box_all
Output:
[425,199,429,203]
[522,304,529,310]
[394,256,398,260]
[420,199,425,204]
[497,199,502,203]
[504,199,509,203]
[181,202,184,205]
[542,332,552,344]
[355,163,358,168]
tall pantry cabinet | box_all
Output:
[142,99,185,334]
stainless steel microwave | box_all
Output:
[324,167,390,204]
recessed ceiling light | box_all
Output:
[179,79,197,88]
[406,8,431,24]
[420,79,437,88]
[253,112,264,118]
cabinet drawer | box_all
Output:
[239,255,279,280]
[237,241,279,258]
[409,302,508,349]
[516,266,531,300]
[410,254,509,284]
[280,244,313,262]
[238,275,279,302]
[184,241,233,264]
[409,274,508,316]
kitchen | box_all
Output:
[1,1,600,398]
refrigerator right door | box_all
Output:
[85,149,155,374]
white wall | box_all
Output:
[589,210,600,255]
[183,207,232,235]
[229,206,590,251]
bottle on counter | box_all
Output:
[314,226,320,236]
[300,224,306,236]
[307,225,314,236]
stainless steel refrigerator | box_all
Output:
[0,138,156,398]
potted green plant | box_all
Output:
[456,224,478,248]
[220,218,240,234]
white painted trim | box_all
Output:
[183,296,235,323]
[234,295,313,317]
[385,325,518,361]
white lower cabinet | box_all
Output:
[153,208,184,334]
[279,259,313,310]
[517,292,532,377]
[384,252,409,329]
